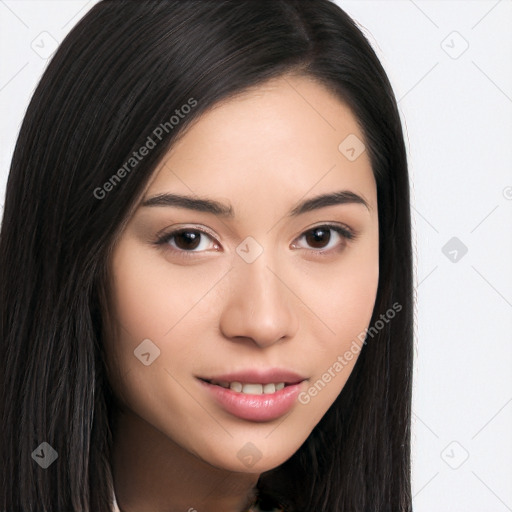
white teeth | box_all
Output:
[263,383,275,394]
[230,382,243,392]
[241,383,263,394]
[210,380,287,394]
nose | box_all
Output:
[218,253,299,348]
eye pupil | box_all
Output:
[306,227,331,249]
[175,230,201,250]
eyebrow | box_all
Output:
[141,190,370,217]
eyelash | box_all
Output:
[153,223,356,260]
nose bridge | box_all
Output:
[219,246,299,346]
[242,254,283,315]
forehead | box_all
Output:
[143,74,375,214]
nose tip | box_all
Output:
[218,260,299,348]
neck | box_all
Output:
[111,408,260,512]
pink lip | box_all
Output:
[198,378,305,422]
[198,368,307,385]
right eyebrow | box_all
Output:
[141,193,234,217]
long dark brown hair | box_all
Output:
[0,1,413,510]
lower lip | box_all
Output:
[198,379,305,422]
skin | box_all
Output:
[104,73,379,512]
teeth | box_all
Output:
[209,380,288,394]
[263,383,275,394]
[241,383,263,394]
[230,382,243,392]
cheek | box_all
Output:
[334,261,379,335]
[308,237,379,343]
[104,241,228,403]
[294,239,379,417]
[109,241,221,343]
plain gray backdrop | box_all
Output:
[1,1,511,510]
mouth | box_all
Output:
[196,368,307,396]
[197,372,307,422]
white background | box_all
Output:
[1,1,511,510]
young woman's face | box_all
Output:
[105,74,379,473]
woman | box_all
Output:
[0,1,414,510]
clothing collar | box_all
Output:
[111,488,283,512]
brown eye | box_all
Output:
[154,227,219,258]
[304,227,332,249]
[172,230,203,250]
[293,224,355,254]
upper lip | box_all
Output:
[198,368,307,385]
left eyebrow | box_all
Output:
[140,189,371,217]
[287,190,371,216]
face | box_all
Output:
[104,74,379,473]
